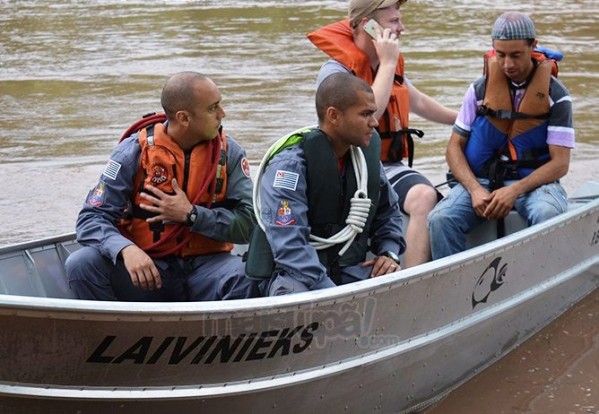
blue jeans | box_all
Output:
[428,179,568,260]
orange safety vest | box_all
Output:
[118,123,233,258]
[307,19,413,164]
[464,51,558,183]
[482,51,556,161]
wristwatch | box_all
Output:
[185,205,198,227]
[380,250,401,265]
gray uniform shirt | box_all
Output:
[259,143,405,290]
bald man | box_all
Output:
[67,72,259,301]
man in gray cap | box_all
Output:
[307,0,457,269]
[428,12,575,260]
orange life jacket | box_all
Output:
[118,123,232,258]
[307,19,415,165]
[482,50,557,161]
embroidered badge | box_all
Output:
[87,182,106,207]
[273,170,299,191]
[241,157,251,178]
[150,163,168,184]
[275,200,296,226]
[102,159,121,180]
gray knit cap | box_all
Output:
[491,12,536,40]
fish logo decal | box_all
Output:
[472,257,507,308]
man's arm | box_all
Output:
[369,166,406,256]
[446,131,492,218]
[484,145,570,220]
[445,81,493,217]
[75,137,162,291]
[408,82,457,125]
[365,167,407,276]
[511,145,570,193]
[259,147,333,290]
[369,29,401,120]
[446,83,484,189]
[75,137,140,263]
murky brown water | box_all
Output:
[0,1,597,412]
[425,288,599,414]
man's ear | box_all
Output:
[356,16,370,33]
[326,106,341,125]
[175,110,190,126]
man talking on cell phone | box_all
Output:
[307,0,457,269]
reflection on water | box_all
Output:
[0,1,597,410]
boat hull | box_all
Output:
[0,195,598,413]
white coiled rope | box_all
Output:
[253,128,372,257]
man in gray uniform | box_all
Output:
[247,73,405,296]
[66,72,258,301]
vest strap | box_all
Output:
[480,155,549,190]
[380,128,424,167]
[477,105,550,120]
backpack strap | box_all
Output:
[120,112,167,142]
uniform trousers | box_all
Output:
[66,246,259,301]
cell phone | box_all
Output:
[363,18,380,39]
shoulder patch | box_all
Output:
[87,182,106,207]
[275,200,296,226]
[102,159,121,180]
[273,170,299,191]
[241,157,251,178]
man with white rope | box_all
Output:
[245,73,405,296]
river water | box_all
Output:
[0,0,597,412]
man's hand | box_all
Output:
[139,178,193,224]
[363,255,401,278]
[372,25,401,68]
[470,186,492,218]
[120,245,162,290]
[484,186,518,220]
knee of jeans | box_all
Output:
[528,203,563,225]
[427,206,446,229]
[541,185,568,212]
